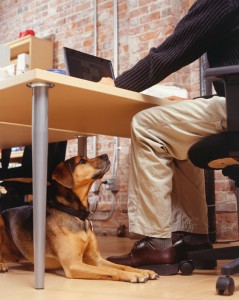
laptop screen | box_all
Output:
[63,47,115,82]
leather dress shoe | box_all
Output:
[107,237,179,275]
[107,237,216,275]
[173,239,217,269]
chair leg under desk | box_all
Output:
[77,136,88,156]
[28,82,53,289]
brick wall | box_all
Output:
[0,0,238,240]
[215,171,239,241]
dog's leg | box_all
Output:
[89,256,159,280]
[56,233,155,282]
[0,216,8,273]
[62,260,152,283]
[58,247,150,282]
[82,231,158,281]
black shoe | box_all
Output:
[173,239,217,269]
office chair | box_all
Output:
[0,141,67,211]
[186,65,239,296]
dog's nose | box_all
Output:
[99,154,108,160]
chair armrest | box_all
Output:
[205,65,239,81]
[204,65,239,132]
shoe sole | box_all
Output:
[139,263,179,276]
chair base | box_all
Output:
[187,245,239,296]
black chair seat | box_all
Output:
[188,132,239,170]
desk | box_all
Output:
[0,69,171,289]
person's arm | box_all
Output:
[115,0,239,92]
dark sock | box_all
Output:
[182,233,210,245]
[147,237,172,249]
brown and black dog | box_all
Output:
[0,154,158,283]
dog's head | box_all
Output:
[51,154,110,209]
[52,154,111,189]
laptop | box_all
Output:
[63,47,115,82]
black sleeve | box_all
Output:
[115,0,239,92]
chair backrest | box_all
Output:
[189,65,239,166]
[205,66,239,157]
[189,65,239,179]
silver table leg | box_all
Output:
[27,82,53,289]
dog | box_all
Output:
[0,154,158,283]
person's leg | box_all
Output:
[171,159,208,234]
[128,96,226,236]
[108,96,226,272]
[170,159,218,269]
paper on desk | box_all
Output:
[141,84,188,105]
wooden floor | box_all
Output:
[1,237,239,300]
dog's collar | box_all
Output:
[48,200,92,221]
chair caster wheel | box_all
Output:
[216,276,235,296]
[179,260,194,275]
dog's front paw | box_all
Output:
[0,262,8,273]
[138,269,159,280]
[119,271,157,283]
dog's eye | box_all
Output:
[79,158,87,164]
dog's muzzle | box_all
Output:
[92,154,111,179]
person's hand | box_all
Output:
[98,77,115,87]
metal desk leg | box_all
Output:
[27,82,53,289]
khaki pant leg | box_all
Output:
[128,96,226,238]
[171,159,208,234]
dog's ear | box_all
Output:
[52,161,74,188]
